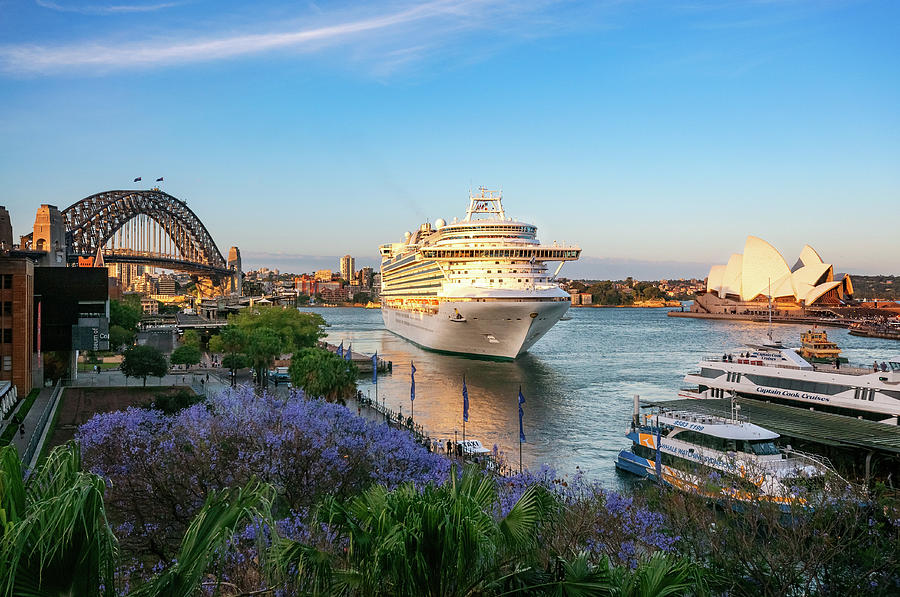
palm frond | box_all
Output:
[131,478,275,597]
[0,442,118,597]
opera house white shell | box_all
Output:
[705,236,852,306]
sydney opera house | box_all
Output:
[690,236,853,316]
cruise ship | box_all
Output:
[682,345,900,424]
[379,189,580,359]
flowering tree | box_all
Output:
[77,387,449,560]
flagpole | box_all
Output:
[519,435,523,474]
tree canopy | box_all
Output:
[121,345,168,386]
[289,347,358,402]
[210,308,327,386]
[180,330,201,349]
[109,298,142,349]
[232,307,326,354]
[169,344,202,367]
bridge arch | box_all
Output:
[62,190,229,275]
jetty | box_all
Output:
[320,342,392,374]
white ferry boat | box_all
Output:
[615,398,833,507]
[682,345,900,424]
[379,189,580,359]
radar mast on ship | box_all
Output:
[464,187,505,221]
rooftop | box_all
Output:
[644,397,900,455]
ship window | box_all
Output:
[749,440,779,456]
[891,362,900,372]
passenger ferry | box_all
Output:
[682,345,900,424]
[379,189,580,359]
[798,328,845,363]
[615,398,832,507]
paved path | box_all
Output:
[11,387,53,457]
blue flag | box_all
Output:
[655,417,662,481]
[518,387,526,443]
[372,351,378,385]
[462,376,469,423]
[345,344,352,361]
[410,362,416,402]
[337,341,343,358]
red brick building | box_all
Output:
[0,258,34,395]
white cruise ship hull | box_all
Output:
[382,297,569,360]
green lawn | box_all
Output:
[77,362,120,372]
[0,388,40,445]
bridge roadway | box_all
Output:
[69,250,232,277]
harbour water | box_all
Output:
[301,306,897,486]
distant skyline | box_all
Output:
[1,0,897,277]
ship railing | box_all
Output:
[782,447,858,490]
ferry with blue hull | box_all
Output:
[379,189,580,359]
[616,397,833,508]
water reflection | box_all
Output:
[300,307,897,485]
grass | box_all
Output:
[77,362,120,372]
[0,388,40,445]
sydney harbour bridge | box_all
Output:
[20,189,240,296]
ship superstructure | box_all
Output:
[682,345,900,424]
[379,189,580,359]
[615,400,834,507]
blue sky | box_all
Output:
[0,0,897,277]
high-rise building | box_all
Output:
[340,255,355,282]
[158,274,176,296]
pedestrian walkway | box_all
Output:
[11,386,53,457]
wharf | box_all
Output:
[320,342,392,373]
[643,397,900,482]
[666,310,849,328]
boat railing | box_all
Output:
[783,447,855,489]
[701,355,879,375]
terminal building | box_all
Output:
[690,236,854,317]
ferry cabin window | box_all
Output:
[891,362,900,372]
[748,440,779,456]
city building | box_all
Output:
[315,269,333,282]
[141,297,159,315]
[158,274,176,296]
[0,258,34,394]
[340,255,355,281]
[294,274,318,296]
[692,236,853,315]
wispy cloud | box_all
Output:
[3,0,583,75]
[35,0,182,15]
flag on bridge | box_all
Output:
[410,362,416,402]
[156,177,164,182]
[462,376,469,423]
[372,351,378,385]
[518,387,526,442]
[133,177,141,182]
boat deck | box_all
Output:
[643,398,900,456]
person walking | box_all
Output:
[18,423,25,438]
